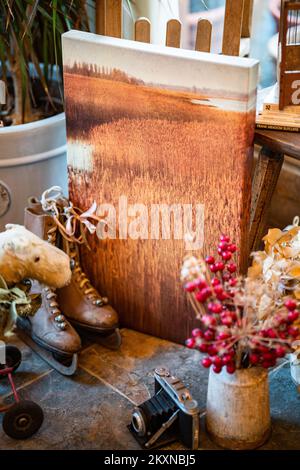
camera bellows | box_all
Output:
[132,389,177,437]
[129,368,200,449]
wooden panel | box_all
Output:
[285,45,300,71]
[195,19,212,52]
[95,0,106,35]
[222,0,244,56]
[166,19,181,48]
[135,18,151,43]
[250,147,284,252]
[105,0,122,38]
[241,0,254,38]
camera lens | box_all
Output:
[131,409,147,437]
[131,389,177,439]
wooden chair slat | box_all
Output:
[279,3,289,109]
[222,0,244,56]
[106,0,122,38]
[195,18,212,52]
[135,18,151,43]
[241,0,254,38]
[166,19,181,48]
[95,0,106,35]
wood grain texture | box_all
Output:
[95,0,106,35]
[195,19,212,52]
[241,0,254,38]
[105,0,122,38]
[135,18,151,43]
[166,19,181,48]
[250,147,284,251]
[222,0,244,56]
[285,45,300,71]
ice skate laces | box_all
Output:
[41,186,104,246]
[69,248,108,307]
[41,187,109,307]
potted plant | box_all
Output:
[181,233,300,449]
[0,1,89,229]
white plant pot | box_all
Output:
[206,367,271,449]
[0,113,68,230]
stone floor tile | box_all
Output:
[0,367,140,450]
[0,334,52,406]
[0,329,299,450]
[80,329,208,409]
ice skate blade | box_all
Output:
[16,327,78,376]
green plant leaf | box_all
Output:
[0,0,90,124]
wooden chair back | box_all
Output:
[95,0,253,56]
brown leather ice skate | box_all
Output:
[18,207,82,375]
[58,239,119,333]
[17,282,81,375]
[25,189,121,349]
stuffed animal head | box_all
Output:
[0,224,71,288]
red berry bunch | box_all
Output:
[182,234,300,374]
[247,299,299,368]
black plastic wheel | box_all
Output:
[2,400,44,439]
[0,345,22,373]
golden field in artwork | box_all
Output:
[65,71,254,343]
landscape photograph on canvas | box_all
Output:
[62,31,258,343]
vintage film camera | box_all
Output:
[128,367,200,449]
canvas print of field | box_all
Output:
[62,31,258,343]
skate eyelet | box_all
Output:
[57,322,67,330]
[70,261,75,271]
[55,315,64,323]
